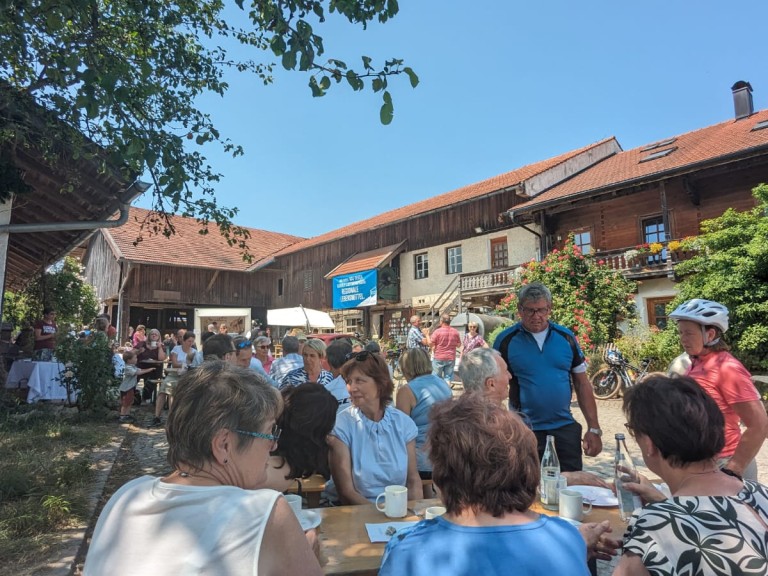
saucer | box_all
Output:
[299,510,321,531]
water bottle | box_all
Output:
[540,435,560,511]
[614,433,642,521]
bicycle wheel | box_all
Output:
[591,368,620,400]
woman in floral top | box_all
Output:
[460,322,487,360]
[615,374,768,576]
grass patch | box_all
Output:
[0,398,118,568]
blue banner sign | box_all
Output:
[332,269,378,309]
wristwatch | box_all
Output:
[587,427,602,437]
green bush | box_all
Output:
[671,184,768,371]
[55,332,117,411]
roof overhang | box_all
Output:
[324,240,407,279]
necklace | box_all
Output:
[675,468,719,494]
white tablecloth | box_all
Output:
[6,360,70,402]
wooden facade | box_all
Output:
[273,191,522,311]
[541,160,766,260]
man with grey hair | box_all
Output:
[268,335,304,387]
[457,348,510,406]
[493,281,602,473]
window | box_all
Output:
[639,147,677,163]
[642,216,667,264]
[303,270,313,291]
[491,238,508,269]
[647,297,673,330]
[277,278,284,297]
[446,246,462,274]
[572,230,591,255]
[641,137,677,152]
[414,253,429,279]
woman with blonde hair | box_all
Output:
[396,347,452,483]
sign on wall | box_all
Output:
[332,269,378,309]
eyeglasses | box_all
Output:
[520,306,550,317]
[235,424,282,447]
[345,350,372,362]
[235,340,252,350]
[256,345,270,349]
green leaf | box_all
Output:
[380,91,394,125]
[362,56,372,70]
[403,66,419,88]
[282,50,297,70]
[309,77,324,98]
[270,35,286,56]
[372,78,384,92]
[319,76,331,90]
[346,70,364,91]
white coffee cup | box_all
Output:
[559,489,592,521]
[375,485,408,518]
[284,494,303,518]
[424,506,446,520]
[149,341,157,349]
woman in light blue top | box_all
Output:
[396,347,453,478]
[327,350,423,505]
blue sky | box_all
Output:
[135,0,768,238]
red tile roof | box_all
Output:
[515,109,768,212]
[103,207,304,271]
[274,138,617,255]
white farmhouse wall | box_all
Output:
[400,226,540,307]
[634,277,678,325]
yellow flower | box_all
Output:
[668,240,682,252]
[649,242,664,254]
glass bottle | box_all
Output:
[614,433,642,521]
[540,435,560,511]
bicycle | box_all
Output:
[386,346,404,381]
[591,343,652,400]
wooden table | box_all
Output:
[313,498,625,576]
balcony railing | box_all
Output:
[594,240,698,276]
[460,265,519,294]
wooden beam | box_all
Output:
[206,270,220,292]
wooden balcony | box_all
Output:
[460,265,519,296]
[593,242,698,279]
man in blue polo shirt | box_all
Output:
[493,282,602,471]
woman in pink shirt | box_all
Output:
[670,299,768,481]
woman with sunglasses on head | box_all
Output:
[615,374,768,576]
[84,361,322,576]
[327,350,423,505]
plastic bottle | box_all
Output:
[614,433,642,521]
[540,435,560,511]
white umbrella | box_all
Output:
[267,306,335,330]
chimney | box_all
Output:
[731,81,754,120]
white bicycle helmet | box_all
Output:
[669,299,729,333]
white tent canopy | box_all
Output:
[267,306,335,329]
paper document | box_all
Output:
[365,521,419,543]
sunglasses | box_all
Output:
[256,345,270,349]
[345,350,372,362]
[235,340,252,350]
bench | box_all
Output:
[285,474,326,508]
